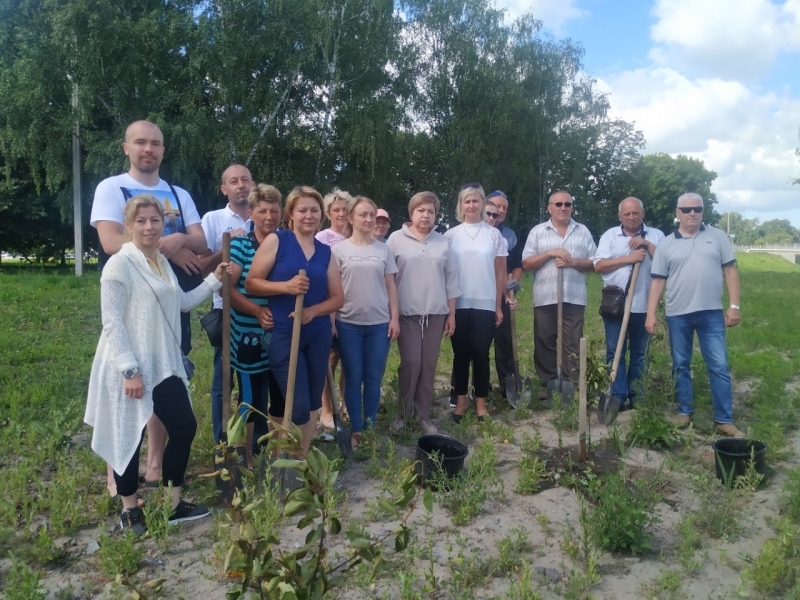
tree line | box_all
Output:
[0,0,723,261]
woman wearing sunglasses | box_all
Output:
[445,183,508,422]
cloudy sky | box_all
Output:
[497,0,800,226]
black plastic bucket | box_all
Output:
[712,438,767,483]
[415,434,468,485]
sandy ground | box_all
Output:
[3,382,794,600]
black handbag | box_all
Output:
[599,267,635,318]
[200,308,223,347]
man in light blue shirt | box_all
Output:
[646,193,744,437]
[595,197,664,415]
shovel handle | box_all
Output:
[579,337,588,461]
[556,268,564,371]
[327,366,343,419]
[609,262,641,382]
[283,269,306,425]
[221,232,232,440]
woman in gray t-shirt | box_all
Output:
[332,197,399,449]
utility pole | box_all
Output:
[72,81,83,277]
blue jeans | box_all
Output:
[666,310,733,424]
[602,313,650,407]
[336,321,391,433]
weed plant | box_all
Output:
[97,532,144,578]
[744,517,800,595]
[588,470,660,554]
[430,439,502,525]
[500,564,543,600]
[676,514,702,572]
[515,455,548,494]
[3,554,46,600]
[691,475,743,540]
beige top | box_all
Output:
[386,224,460,316]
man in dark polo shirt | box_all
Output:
[645,193,744,437]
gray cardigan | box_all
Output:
[387,224,460,316]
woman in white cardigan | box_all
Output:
[85,194,228,536]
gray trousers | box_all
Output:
[533,303,585,383]
[397,314,446,421]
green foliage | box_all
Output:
[588,471,660,555]
[515,455,548,494]
[97,532,144,579]
[430,439,502,525]
[744,518,800,594]
[3,554,46,600]
[219,424,425,600]
[692,477,743,541]
[676,515,702,573]
[781,467,800,523]
[628,409,683,449]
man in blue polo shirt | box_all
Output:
[645,193,744,437]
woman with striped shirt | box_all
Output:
[228,184,283,468]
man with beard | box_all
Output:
[91,120,208,495]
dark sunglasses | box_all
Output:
[678,206,703,214]
[486,211,499,219]
[460,182,481,190]
[550,202,572,208]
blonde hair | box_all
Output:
[322,189,353,215]
[408,191,440,216]
[123,194,164,241]
[283,186,325,232]
[348,196,377,217]
[456,184,486,222]
[248,184,282,210]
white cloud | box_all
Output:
[496,0,587,31]
[649,0,800,79]
[598,68,800,221]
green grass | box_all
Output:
[1,252,799,594]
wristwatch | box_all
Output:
[729,304,740,310]
[123,367,139,379]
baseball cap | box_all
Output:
[376,209,391,221]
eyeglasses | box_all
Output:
[550,202,572,208]
[486,212,499,219]
[486,190,507,200]
[460,182,481,190]
[678,206,703,214]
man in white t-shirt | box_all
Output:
[199,164,253,444]
[90,120,208,492]
[522,191,597,394]
[594,197,664,418]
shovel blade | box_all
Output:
[505,374,520,408]
[332,413,352,459]
[544,378,557,409]
[561,381,575,407]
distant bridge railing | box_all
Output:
[733,244,800,252]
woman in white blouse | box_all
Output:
[445,184,508,422]
[85,194,229,536]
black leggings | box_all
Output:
[450,308,496,398]
[114,376,197,498]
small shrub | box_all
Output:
[588,471,660,555]
[515,456,547,494]
[97,532,144,578]
[693,479,743,541]
[676,514,702,572]
[628,409,682,449]
[781,467,800,522]
[4,554,46,600]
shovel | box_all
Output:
[214,232,247,504]
[546,269,574,408]
[277,269,305,496]
[327,366,352,459]
[505,289,531,409]
[597,261,641,426]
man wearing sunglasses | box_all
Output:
[594,197,665,417]
[521,191,597,394]
[646,193,744,437]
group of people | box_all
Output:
[84,119,745,538]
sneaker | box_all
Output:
[449,388,457,409]
[715,423,746,438]
[168,500,211,524]
[120,506,147,537]
[420,420,438,435]
[675,414,692,428]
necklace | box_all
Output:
[464,222,482,243]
